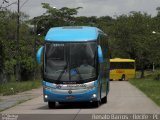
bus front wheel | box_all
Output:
[92,101,100,108]
[101,96,107,104]
[48,102,56,109]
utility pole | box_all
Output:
[16,0,20,81]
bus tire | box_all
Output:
[121,74,125,81]
[93,101,100,108]
[101,96,107,104]
[48,102,56,109]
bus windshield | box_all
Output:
[110,62,135,69]
[44,41,97,83]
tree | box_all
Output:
[156,7,160,17]
[110,12,153,78]
[30,3,82,35]
[75,16,98,26]
[0,9,36,81]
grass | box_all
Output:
[0,80,41,96]
[129,69,160,106]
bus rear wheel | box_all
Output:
[121,74,125,81]
[48,102,56,109]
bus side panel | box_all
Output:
[99,64,107,98]
[99,34,109,98]
[126,69,136,79]
[110,69,136,80]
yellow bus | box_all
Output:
[110,58,136,81]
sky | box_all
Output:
[1,0,160,18]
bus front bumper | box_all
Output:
[43,81,99,102]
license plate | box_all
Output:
[65,96,75,100]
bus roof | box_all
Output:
[45,26,103,42]
[110,58,135,62]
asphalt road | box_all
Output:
[1,81,160,120]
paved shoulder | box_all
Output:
[80,81,160,114]
[0,87,42,111]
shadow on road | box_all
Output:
[38,102,105,110]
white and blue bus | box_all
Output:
[36,26,110,108]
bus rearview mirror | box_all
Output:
[36,46,44,64]
[98,45,104,63]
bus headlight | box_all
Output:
[92,94,97,98]
[44,95,48,99]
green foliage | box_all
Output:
[42,3,82,16]
[30,3,82,34]
[0,80,41,95]
[75,16,98,26]
[4,59,16,75]
[0,10,37,81]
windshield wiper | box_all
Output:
[57,65,67,81]
[75,68,83,81]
